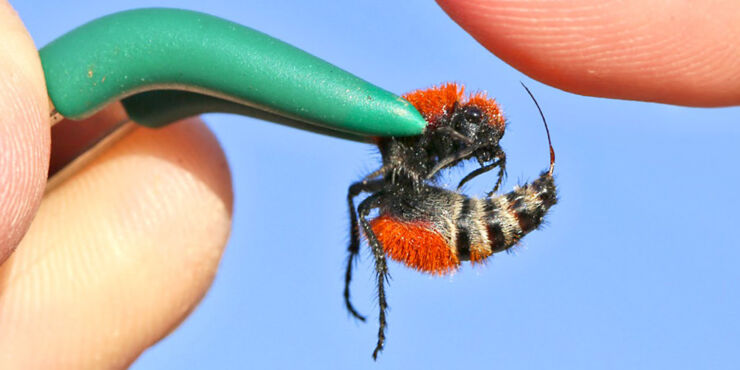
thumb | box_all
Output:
[0,0,50,262]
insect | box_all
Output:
[344,83,558,359]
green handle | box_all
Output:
[40,8,425,137]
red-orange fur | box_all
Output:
[469,246,492,265]
[403,83,504,129]
[466,92,505,129]
[370,216,460,275]
[403,83,464,123]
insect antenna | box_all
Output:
[520,82,555,175]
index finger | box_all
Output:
[437,0,740,107]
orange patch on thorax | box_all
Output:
[402,83,505,129]
[369,215,460,275]
[402,83,464,123]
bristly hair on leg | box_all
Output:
[345,179,384,322]
[356,194,390,360]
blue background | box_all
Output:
[17,1,740,368]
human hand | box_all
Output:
[437,0,740,107]
[0,2,233,368]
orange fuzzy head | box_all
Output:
[466,91,504,129]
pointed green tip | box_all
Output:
[386,96,427,137]
[335,86,427,138]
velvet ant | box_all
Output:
[344,83,558,359]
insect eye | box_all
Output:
[463,106,483,122]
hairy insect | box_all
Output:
[345,83,557,359]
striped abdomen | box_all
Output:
[370,171,557,275]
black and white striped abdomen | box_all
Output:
[375,171,557,270]
[450,171,557,263]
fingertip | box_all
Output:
[437,0,740,106]
[0,1,51,261]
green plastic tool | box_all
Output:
[40,8,426,140]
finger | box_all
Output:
[0,1,50,262]
[48,102,129,178]
[437,0,740,107]
[0,118,233,369]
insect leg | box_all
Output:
[425,145,478,180]
[345,179,384,321]
[457,150,507,194]
[434,126,474,145]
[488,150,506,195]
[357,193,389,360]
[363,166,388,181]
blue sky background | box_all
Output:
[16,1,740,369]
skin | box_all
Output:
[436,0,740,107]
[0,1,233,368]
[0,0,736,367]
